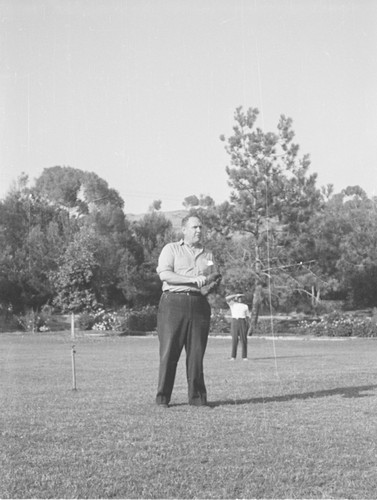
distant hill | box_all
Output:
[126,209,188,232]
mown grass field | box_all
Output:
[1,331,377,499]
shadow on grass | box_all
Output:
[207,384,377,407]
[255,355,315,360]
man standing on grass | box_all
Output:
[225,293,251,361]
[155,214,221,408]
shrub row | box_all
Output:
[210,310,377,337]
[296,311,377,337]
[78,306,158,334]
[4,306,377,338]
[1,305,158,335]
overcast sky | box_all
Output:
[1,0,376,213]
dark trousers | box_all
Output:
[231,318,248,359]
[156,292,211,406]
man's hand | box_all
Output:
[193,275,207,288]
[200,273,222,296]
[207,272,222,285]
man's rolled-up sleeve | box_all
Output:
[156,244,174,277]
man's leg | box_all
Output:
[185,295,211,406]
[156,294,187,405]
[240,319,248,359]
[231,319,239,358]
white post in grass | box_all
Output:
[71,312,75,340]
[71,313,77,390]
[71,345,77,391]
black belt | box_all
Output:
[164,290,202,296]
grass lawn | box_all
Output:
[1,331,377,499]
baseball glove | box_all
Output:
[200,273,222,296]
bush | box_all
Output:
[78,306,158,334]
[255,318,282,335]
[0,303,20,332]
[296,311,377,337]
[16,305,52,332]
[210,309,230,334]
[92,309,120,331]
[118,305,157,334]
[78,311,96,331]
[78,308,122,332]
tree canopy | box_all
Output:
[1,110,376,318]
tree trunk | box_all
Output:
[250,282,262,334]
[251,240,262,335]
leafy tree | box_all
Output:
[183,194,215,210]
[35,166,145,308]
[188,107,324,327]
[82,205,144,307]
[312,186,377,307]
[51,227,100,313]
[35,166,124,216]
[219,107,324,325]
[0,176,72,312]
[149,199,162,211]
[131,209,174,305]
[0,167,148,312]
[183,195,199,209]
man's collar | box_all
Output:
[179,239,203,250]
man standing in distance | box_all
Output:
[225,293,251,361]
[155,214,219,408]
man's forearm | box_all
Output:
[159,271,205,287]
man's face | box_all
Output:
[183,217,203,246]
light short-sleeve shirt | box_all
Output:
[157,239,215,292]
[229,302,251,319]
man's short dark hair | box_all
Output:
[181,212,203,227]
